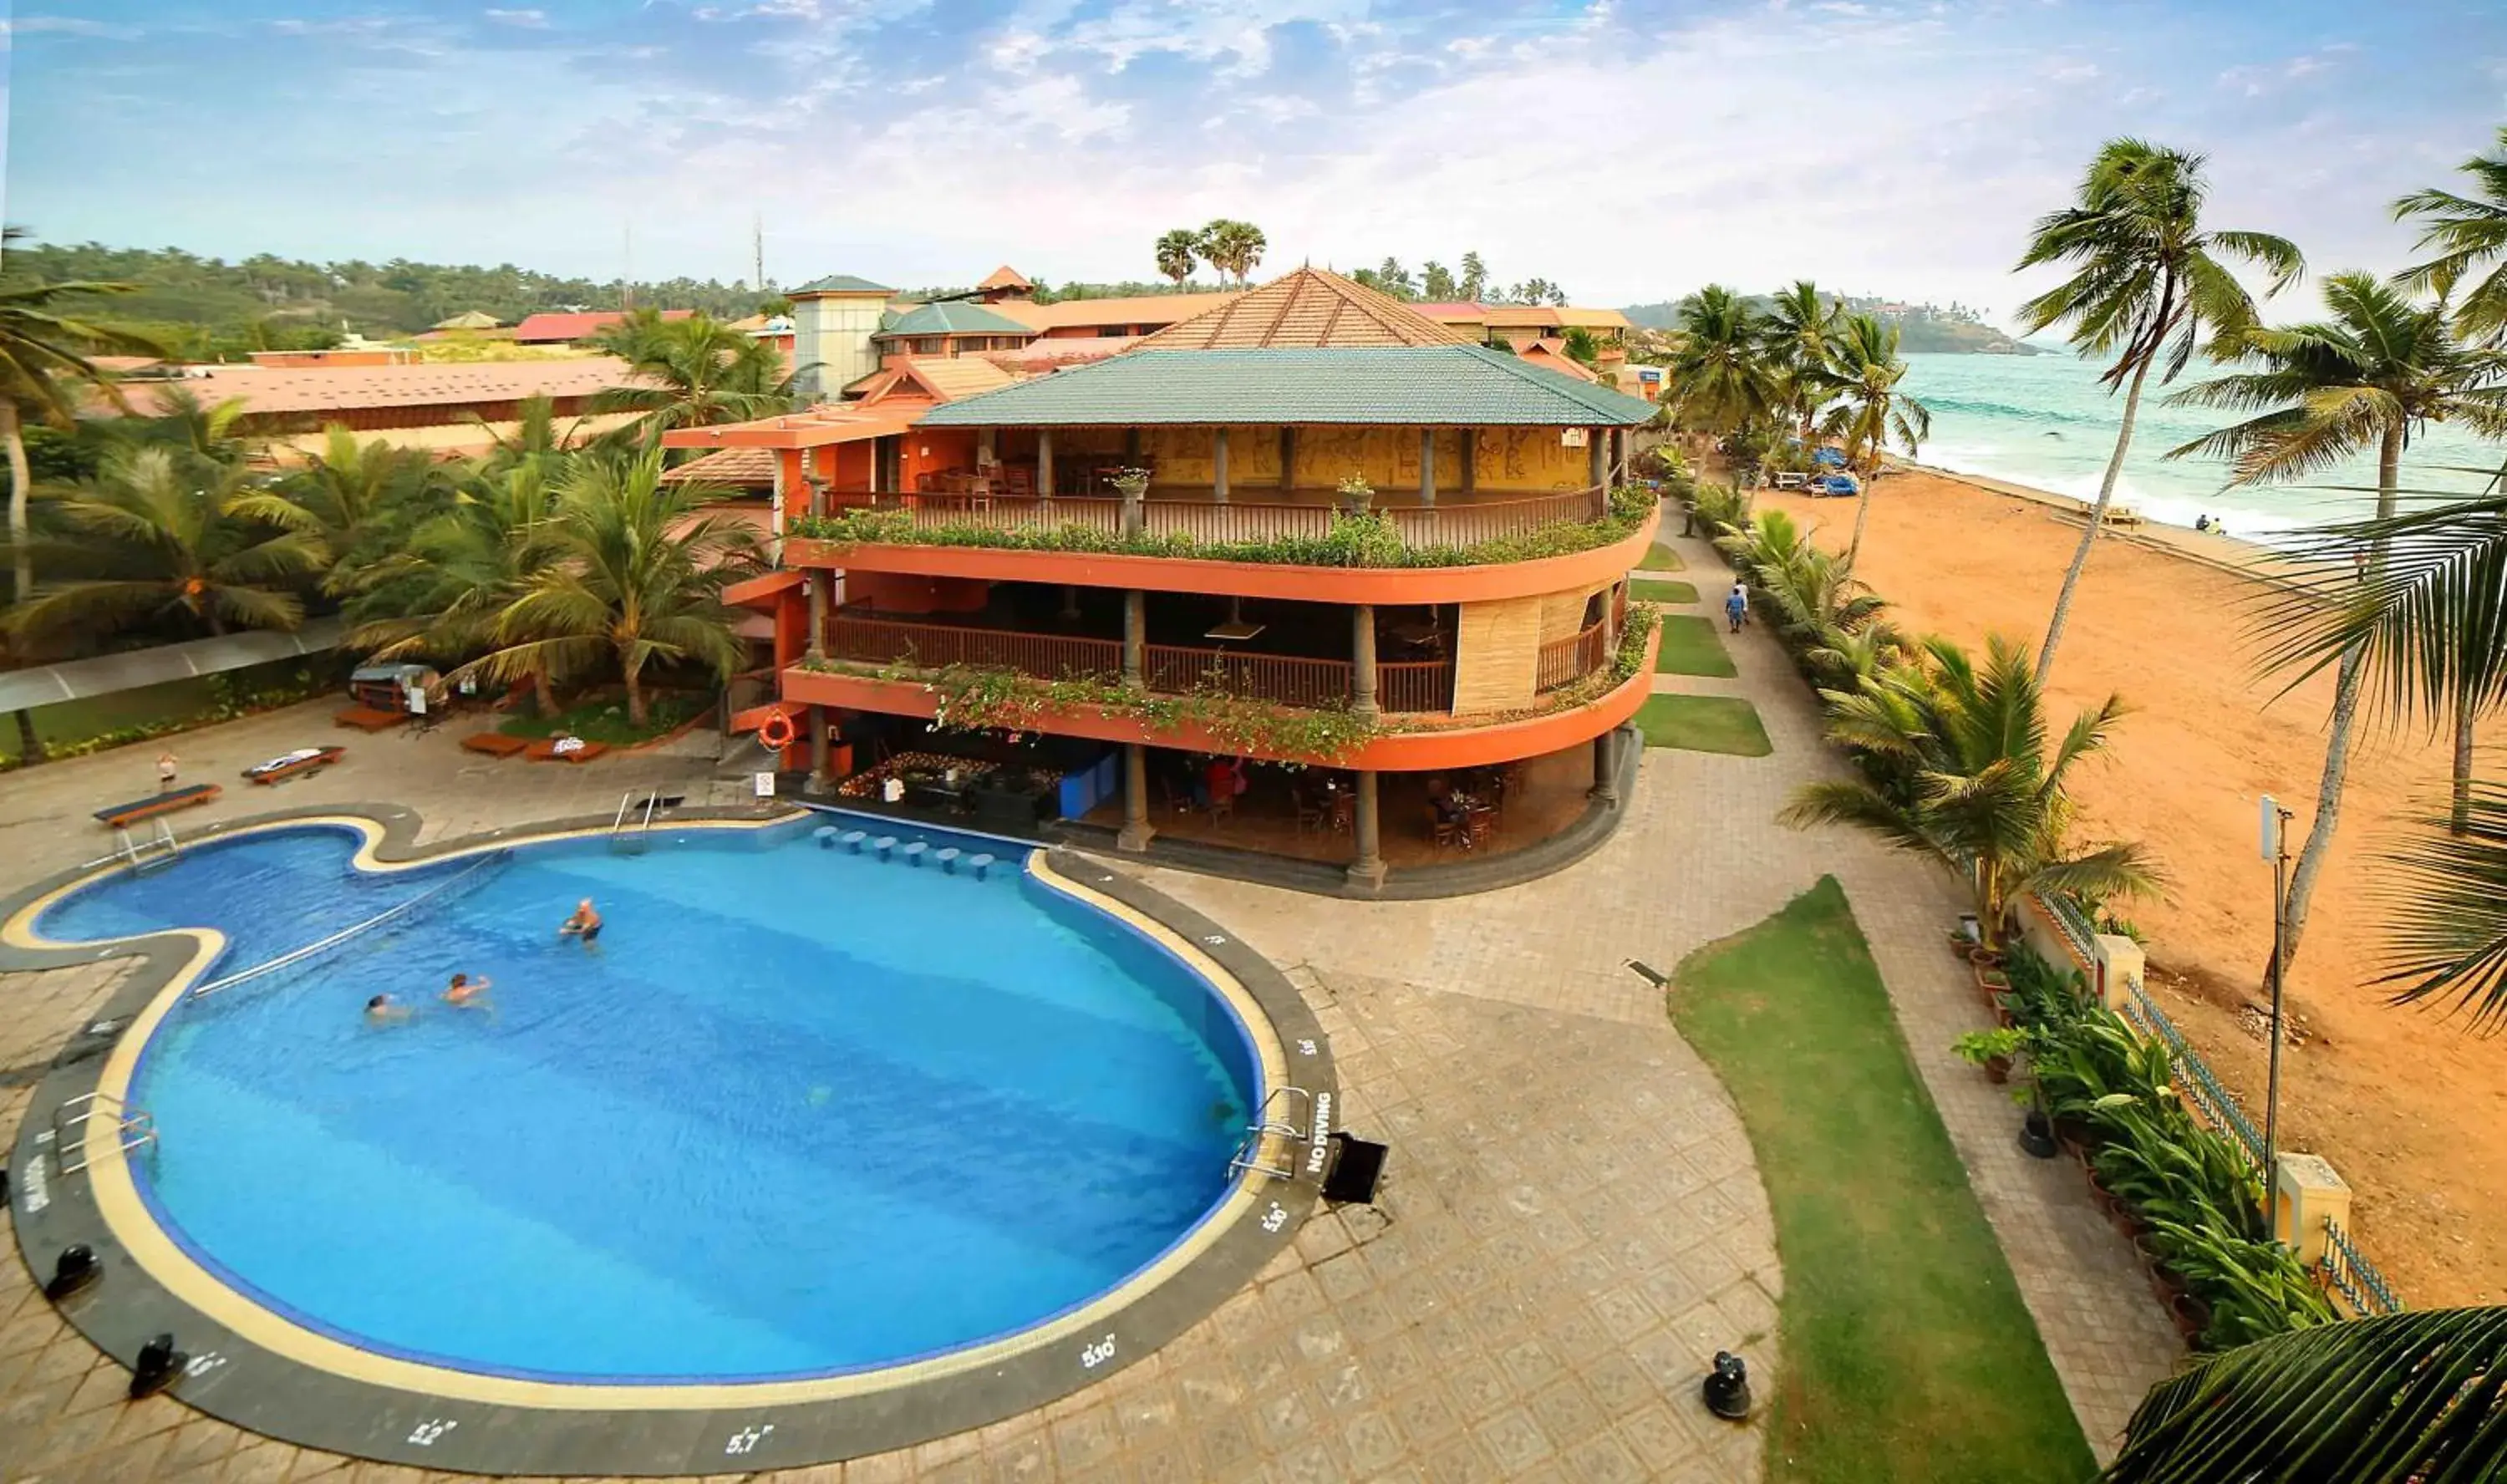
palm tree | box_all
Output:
[1761,279,1843,439]
[591,310,801,441]
[4,445,318,642]
[1560,326,1600,367]
[1197,221,1267,286]
[1153,229,1201,290]
[348,457,568,714]
[1665,286,1772,440]
[2102,1307,2507,1483]
[2393,125,2507,343]
[1816,314,1933,571]
[2170,272,2507,978]
[0,232,164,601]
[460,450,761,725]
[239,426,446,594]
[2015,139,2305,683]
[1780,633,2162,948]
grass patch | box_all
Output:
[1654,613,1737,676]
[1630,577,1701,605]
[1670,879,2096,1483]
[497,689,712,746]
[1638,543,1687,572]
[1633,694,1772,755]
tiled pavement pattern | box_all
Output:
[0,515,2180,1482]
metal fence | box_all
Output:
[2322,1219,2405,1318]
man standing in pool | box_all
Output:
[445,973,493,1010]
[558,898,603,945]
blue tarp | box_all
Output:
[1812,447,1848,468]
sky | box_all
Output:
[1,0,2501,322]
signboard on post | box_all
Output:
[2259,794,2281,861]
[753,771,776,799]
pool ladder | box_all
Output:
[1228,1086,1315,1182]
[609,789,682,854]
[49,1091,156,1177]
[114,818,181,875]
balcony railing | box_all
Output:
[806,484,1611,553]
[1536,621,1611,693]
[821,613,1489,714]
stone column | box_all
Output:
[1351,605,1379,721]
[1123,590,1146,686]
[1347,770,1387,892]
[806,707,831,795]
[1587,428,1604,488]
[1460,430,1477,494]
[1124,428,1142,462]
[1213,426,1230,504]
[978,426,997,472]
[1038,428,1055,497]
[1589,729,1620,805]
[1118,743,1154,852]
[1060,585,1081,623]
[806,572,827,662]
[1418,429,1437,507]
[1279,427,1296,490]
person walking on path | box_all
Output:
[1724,582,1749,634]
[155,751,178,791]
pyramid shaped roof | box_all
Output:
[1134,267,1472,350]
[977,265,1034,292]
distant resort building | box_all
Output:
[669,266,1660,891]
[107,358,645,460]
[511,308,695,344]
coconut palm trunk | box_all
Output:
[623,656,648,728]
[2037,354,2154,684]
[1845,454,1879,572]
[2276,421,2406,977]
[13,709,40,765]
[2454,692,2479,836]
[3,400,31,603]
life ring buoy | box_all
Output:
[757,711,797,750]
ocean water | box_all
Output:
[38,821,1254,1382]
[1899,352,2504,545]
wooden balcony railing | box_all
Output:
[815,484,1611,553]
[1535,621,1612,693]
[819,613,1488,714]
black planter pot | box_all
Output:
[2018,1109,2060,1160]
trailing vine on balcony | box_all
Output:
[800,657,1381,763]
[786,485,1662,570]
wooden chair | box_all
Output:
[1293,790,1327,836]
[1427,806,1458,851]
[1330,792,1355,835]
[1464,810,1497,851]
[1207,792,1234,826]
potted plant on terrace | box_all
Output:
[1951,1027,2026,1085]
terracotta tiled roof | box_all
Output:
[1411,302,1491,319]
[511,309,693,343]
[988,291,1241,333]
[983,336,1136,370]
[114,358,637,418]
[1132,267,1472,351]
[659,446,778,487]
[901,357,1019,400]
[1518,340,1599,382]
[978,265,1033,292]
[1480,305,1633,331]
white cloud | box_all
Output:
[483,8,550,28]
[2218,47,2346,98]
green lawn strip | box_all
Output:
[1630,577,1701,605]
[496,689,712,746]
[1670,879,2097,1484]
[1638,544,1688,572]
[1653,613,1737,676]
[1632,694,1772,755]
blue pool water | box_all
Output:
[35,820,1257,1382]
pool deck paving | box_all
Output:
[0,535,2180,1482]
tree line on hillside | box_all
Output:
[1665,129,2507,1476]
[1631,291,2037,353]
[0,239,784,359]
[0,306,808,760]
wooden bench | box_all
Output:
[2100,505,2146,529]
[334,705,404,732]
[95,785,221,829]
[244,746,344,785]
[460,732,531,759]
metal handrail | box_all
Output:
[1228,1128,1294,1182]
[2322,1218,2405,1316]
[191,850,514,998]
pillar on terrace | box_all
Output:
[1038,428,1055,497]
[1118,743,1155,852]
[1587,427,1604,488]
[1213,426,1230,504]
[1351,605,1380,722]
[806,707,831,795]
[1123,591,1146,686]
[806,571,827,662]
[1590,729,1620,805]
[1347,770,1387,892]
[1124,427,1142,462]
[1418,429,1437,507]
[1279,427,1297,490]
[1460,429,1477,494]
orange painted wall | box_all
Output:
[901,428,979,490]
[846,572,989,614]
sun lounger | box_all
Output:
[1772,472,1807,490]
[460,732,532,759]
[333,705,404,732]
[244,746,343,785]
[524,739,610,765]
[94,784,220,829]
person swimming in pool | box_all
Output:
[557,898,602,944]
[444,973,493,1009]
[365,994,411,1025]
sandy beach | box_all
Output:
[1748,463,2505,1308]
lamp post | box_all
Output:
[2260,794,2295,1176]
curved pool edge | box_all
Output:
[2,802,1339,1476]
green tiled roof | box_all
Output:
[919,347,1659,427]
[873,301,1035,338]
[790,273,893,295]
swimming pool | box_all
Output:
[29,817,1263,1385]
